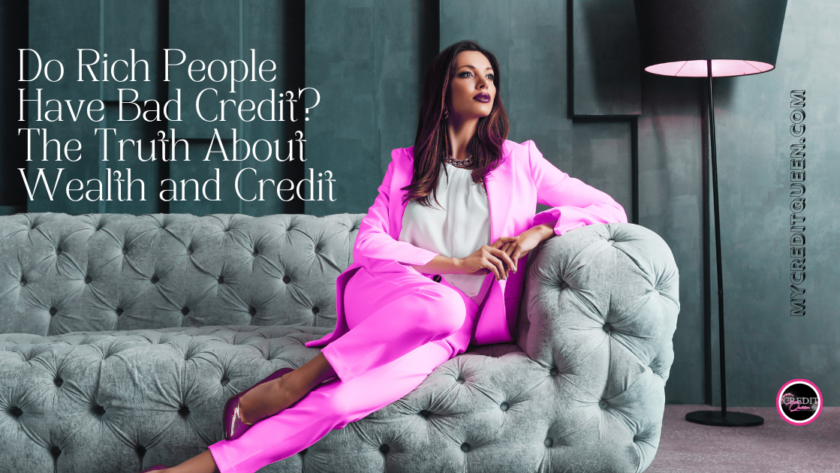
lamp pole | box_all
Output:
[684,60,764,427]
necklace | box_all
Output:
[444,155,473,168]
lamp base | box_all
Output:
[685,410,764,427]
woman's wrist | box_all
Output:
[410,255,463,275]
[534,223,555,240]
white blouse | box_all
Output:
[398,162,491,301]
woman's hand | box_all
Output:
[412,224,556,281]
[456,244,517,281]
[456,224,555,281]
[480,224,555,279]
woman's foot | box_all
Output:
[238,352,337,425]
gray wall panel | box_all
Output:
[572,0,641,117]
[168,140,239,215]
[573,120,634,223]
[305,0,430,217]
[241,0,304,216]
[169,0,239,139]
[103,0,160,101]
[637,74,707,404]
[0,0,29,214]
[27,0,101,214]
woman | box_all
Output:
[141,40,627,473]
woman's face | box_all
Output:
[447,50,496,120]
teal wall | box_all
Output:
[1,1,837,408]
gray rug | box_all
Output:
[647,404,839,472]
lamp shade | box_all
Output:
[633,0,788,77]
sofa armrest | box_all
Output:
[515,222,680,473]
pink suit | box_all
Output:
[207,140,628,472]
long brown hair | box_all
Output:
[402,40,510,208]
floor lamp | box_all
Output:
[633,0,788,427]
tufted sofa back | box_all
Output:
[0,212,363,337]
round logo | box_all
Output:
[777,379,822,425]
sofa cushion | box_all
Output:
[0,212,362,337]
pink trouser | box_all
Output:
[207,266,484,473]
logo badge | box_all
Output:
[777,379,822,425]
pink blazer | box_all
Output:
[305,139,628,348]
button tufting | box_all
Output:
[419,410,431,418]
[116,308,123,316]
[599,399,608,409]
[218,276,225,284]
[187,247,193,255]
[544,438,554,448]
[461,443,471,452]
[92,405,105,416]
[85,276,92,284]
[456,377,465,384]
[151,275,159,284]
[50,446,61,458]
[54,377,63,387]
[500,402,509,411]
[181,307,190,315]
[135,445,146,456]
[312,306,319,315]
[178,405,190,417]
[252,248,259,256]
[20,278,26,286]
[8,407,22,418]
[603,323,613,333]
[283,275,291,284]
[549,367,559,376]
[49,307,57,316]
[248,306,257,316]
[56,247,61,255]
[221,377,229,386]
[379,444,390,454]
[433,274,442,283]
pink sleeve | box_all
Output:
[526,140,629,236]
[352,149,440,267]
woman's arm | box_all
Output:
[353,150,440,268]
[410,254,464,275]
[526,140,628,235]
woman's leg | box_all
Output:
[207,336,461,473]
[205,267,482,473]
[235,266,471,426]
[320,266,472,382]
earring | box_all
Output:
[443,106,449,119]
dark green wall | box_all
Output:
[1,0,836,408]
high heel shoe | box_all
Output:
[139,465,168,472]
[223,367,294,441]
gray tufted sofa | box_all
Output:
[0,212,679,473]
